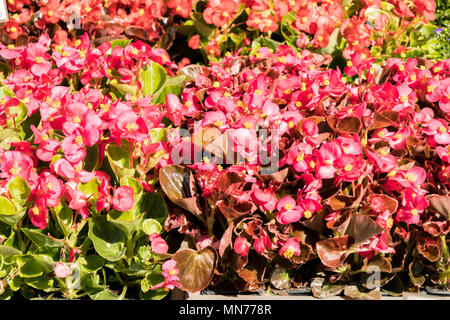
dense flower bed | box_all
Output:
[0,0,448,300]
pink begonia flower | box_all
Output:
[151,260,183,290]
[149,233,169,254]
[55,262,72,278]
[233,236,251,256]
[276,197,303,224]
[279,238,301,259]
[112,186,134,212]
[254,235,271,254]
[197,235,213,250]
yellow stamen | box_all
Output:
[126,122,137,131]
[387,218,393,228]
[168,269,176,276]
[283,247,295,259]
[387,169,397,177]
[75,135,83,146]
[9,165,21,176]
[304,210,312,219]
[79,49,87,58]
[73,115,81,124]
[301,83,307,91]
[32,207,40,215]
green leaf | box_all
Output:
[191,12,216,38]
[0,197,15,217]
[111,39,131,48]
[152,85,183,105]
[0,86,14,98]
[120,176,143,204]
[0,128,22,150]
[142,218,162,235]
[142,61,167,97]
[117,263,147,277]
[106,144,136,179]
[0,208,26,227]
[250,37,282,54]
[84,144,99,172]
[110,80,138,97]
[25,275,54,291]
[141,268,165,292]
[21,228,64,249]
[230,32,246,45]
[21,109,41,141]
[107,210,143,237]
[92,290,122,300]
[149,128,166,144]
[0,245,21,257]
[139,288,168,300]
[81,273,105,297]
[80,255,105,273]
[53,204,73,237]
[79,178,100,197]
[19,259,44,278]
[320,28,340,55]
[8,176,30,206]
[139,193,169,225]
[88,216,126,262]
[6,101,28,127]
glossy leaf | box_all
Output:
[139,192,169,225]
[8,176,30,205]
[316,236,352,268]
[142,61,167,97]
[172,247,217,293]
[159,165,202,216]
[142,218,162,235]
[0,197,15,216]
[427,195,450,220]
[106,144,136,179]
[88,216,126,262]
[21,228,64,249]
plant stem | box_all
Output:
[120,285,128,300]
